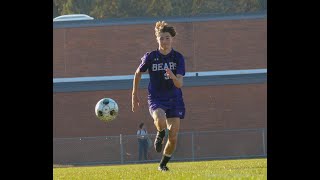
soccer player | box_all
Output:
[132,21,186,171]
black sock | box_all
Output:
[158,129,165,139]
[159,155,171,167]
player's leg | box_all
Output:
[158,99,185,171]
[158,117,180,171]
[164,117,180,155]
[150,108,167,153]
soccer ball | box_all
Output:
[95,98,119,122]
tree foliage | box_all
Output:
[53,0,267,19]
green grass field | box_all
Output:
[53,158,266,180]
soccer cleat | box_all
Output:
[158,166,169,171]
[154,134,163,153]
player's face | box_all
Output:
[157,32,173,50]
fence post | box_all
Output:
[262,129,266,156]
[191,132,195,161]
[120,134,124,164]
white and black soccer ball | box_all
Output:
[95,98,119,122]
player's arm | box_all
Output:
[165,68,183,88]
[172,74,183,88]
[132,68,142,95]
[166,53,185,88]
[132,52,149,112]
[132,68,142,112]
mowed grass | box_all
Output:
[53,158,266,180]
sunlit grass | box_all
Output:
[54,158,266,180]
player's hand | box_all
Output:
[165,68,176,80]
[132,94,140,112]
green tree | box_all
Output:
[117,0,149,18]
[145,0,173,17]
[171,0,193,16]
[53,0,266,19]
[53,1,59,18]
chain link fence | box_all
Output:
[53,128,266,165]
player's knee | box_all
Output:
[154,116,166,123]
[168,135,178,144]
[153,117,166,130]
[153,109,166,122]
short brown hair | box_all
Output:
[155,21,176,37]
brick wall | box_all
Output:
[53,83,266,138]
[53,19,266,78]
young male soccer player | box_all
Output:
[132,21,186,171]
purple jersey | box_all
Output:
[138,49,185,100]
